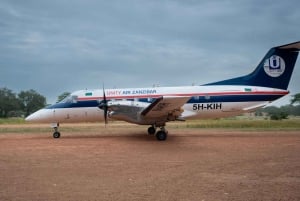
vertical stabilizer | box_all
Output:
[205,41,300,90]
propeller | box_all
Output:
[98,85,108,125]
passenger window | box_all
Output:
[193,96,200,100]
[205,95,210,100]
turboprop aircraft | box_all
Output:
[26,41,300,141]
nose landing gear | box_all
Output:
[52,123,61,138]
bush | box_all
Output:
[270,112,288,120]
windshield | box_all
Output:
[59,95,78,104]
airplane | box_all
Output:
[25,41,300,141]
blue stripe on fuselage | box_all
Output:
[46,100,99,109]
[187,94,284,103]
[46,94,284,109]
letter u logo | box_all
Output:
[269,56,281,69]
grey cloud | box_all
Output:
[0,0,299,104]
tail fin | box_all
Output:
[205,41,300,90]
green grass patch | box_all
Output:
[0,127,50,133]
[181,118,300,130]
[0,118,25,124]
[0,118,299,134]
[0,124,101,134]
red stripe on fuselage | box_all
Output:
[77,90,289,101]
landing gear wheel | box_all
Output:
[148,126,156,135]
[52,124,61,139]
[156,130,167,141]
[53,131,61,138]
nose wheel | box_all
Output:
[52,123,61,138]
[53,130,61,138]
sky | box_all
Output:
[0,0,299,105]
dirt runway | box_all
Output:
[0,126,299,201]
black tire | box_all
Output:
[53,131,61,138]
[156,131,167,141]
[148,126,156,135]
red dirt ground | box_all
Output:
[0,126,300,201]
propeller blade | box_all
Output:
[98,84,108,126]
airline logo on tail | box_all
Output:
[264,55,285,77]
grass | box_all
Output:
[179,118,300,130]
[0,118,25,124]
[0,118,299,134]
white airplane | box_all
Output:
[26,41,300,140]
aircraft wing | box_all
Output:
[141,96,190,119]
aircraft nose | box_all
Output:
[25,109,52,123]
[25,110,42,122]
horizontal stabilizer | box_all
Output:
[243,102,269,111]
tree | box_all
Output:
[0,88,20,117]
[57,92,70,103]
[269,111,288,120]
[291,93,300,105]
[259,106,289,120]
[18,90,47,116]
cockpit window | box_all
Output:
[59,95,78,104]
[71,95,78,103]
[59,95,71,103]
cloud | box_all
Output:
[0,0,299,104]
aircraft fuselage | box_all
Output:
[26,85,288,124]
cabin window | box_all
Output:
[193,96,200,100]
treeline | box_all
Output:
[255,93,300,120]
[0,87,46,118]
[256,105,300,120]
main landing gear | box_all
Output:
[147,126,168,141]
[52,123,61,138]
